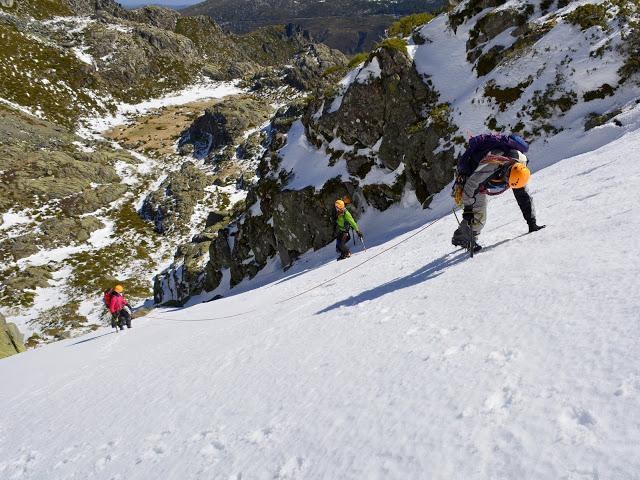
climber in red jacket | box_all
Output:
[103,285,132,330]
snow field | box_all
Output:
[1,128,639,479]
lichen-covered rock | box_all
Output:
[127,6,181,31]
[141,162,211,234]
[5,216,103,261]
[153,241,211,305]
[283,43,348,91]
[307,44,455,204]
[0,313,26,359]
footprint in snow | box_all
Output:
[486,348,518,367]
[247,427,273,445]
[1,450,39,478]
[558,406,598,445]
[483,387,515,412]
[275,456,306,479]
[136,432,172,463]
[95,454,113,471]
[199,440,225,460]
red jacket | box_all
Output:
[105,291,127,314]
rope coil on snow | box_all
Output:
[147,215,446,322]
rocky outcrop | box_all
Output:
[84,20,201,103]
[283,44,348,91]
[466,7,529,75]
[154,176,359,304]
[141,162,211,235]
[127,6,181,31]
[153,241,212,305]
[66,0,127,17]
[2,216,103,262]
[307,45,456,204]
[178,95,272,160]
[0,313,26,359]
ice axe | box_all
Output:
[358,233,367,251]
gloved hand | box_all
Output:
[452,184,463,207]
[451,173,466,207]
[357,230,363,238]
[528,222,546,233]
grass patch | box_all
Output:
[565,4,608,30]
[388,13,435,37]
[0,25,110,128]
[65,205,157,301]
[348,52,370,68]
[583,83,616,101]
[484,78,533,111]
[617,16,640,83]
[1,0,72,19]
[375,37,408,55]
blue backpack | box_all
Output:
[457,133,529,176]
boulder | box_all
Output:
[0,313,26,359]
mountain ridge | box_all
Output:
[181,0,447,52]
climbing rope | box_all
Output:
[147,214,447,322]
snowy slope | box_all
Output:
[412,0,640,168]
[1,121,639,478]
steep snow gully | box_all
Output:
[1,130,640,478]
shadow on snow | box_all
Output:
[314,233,529,315]
[315,251,468,314]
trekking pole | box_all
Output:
[359,235,367,251]
[452,207,461,226]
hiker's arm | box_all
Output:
[512,186,536,224]
[345,211,359,232]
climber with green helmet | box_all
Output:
[334,198,362,260]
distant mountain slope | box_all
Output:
[181,0,446,52]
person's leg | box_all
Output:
[122,309,132,328]
[472,193,488,236]
[337,232,351,257]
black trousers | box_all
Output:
[112,309,131,328]
[336,231,351,256]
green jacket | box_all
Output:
[337,209,359,233]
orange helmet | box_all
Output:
[335,199,345,211]
[114,285,124,293]
[508,163,530,188]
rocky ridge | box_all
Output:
[182,0,447,53]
